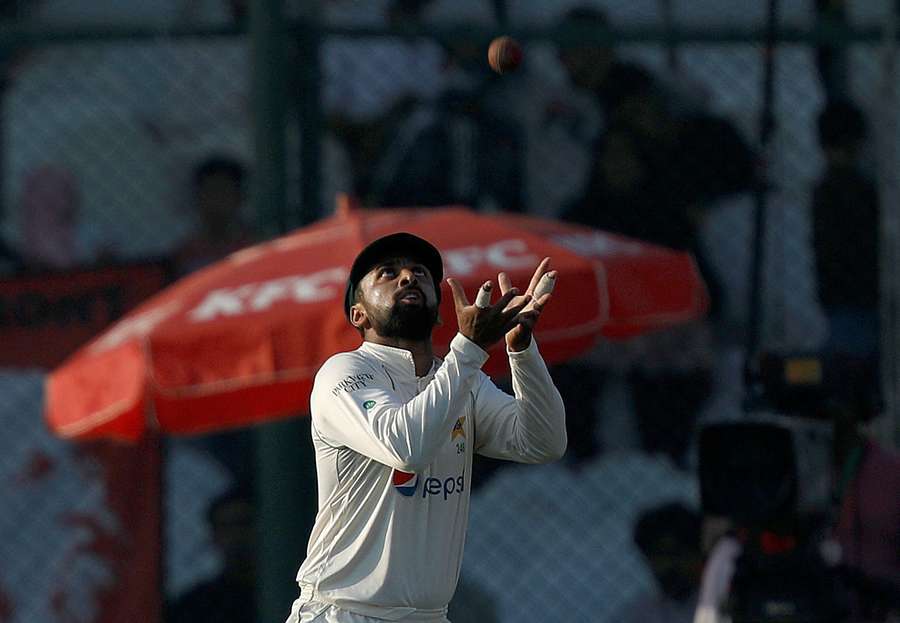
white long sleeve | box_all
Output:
[472,338,567,463]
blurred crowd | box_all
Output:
[0,0,897,622]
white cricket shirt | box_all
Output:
[295,333,566,620]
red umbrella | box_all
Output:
[45,203,708,442]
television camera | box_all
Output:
[698,351,887,623]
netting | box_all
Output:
[1,2,898,621]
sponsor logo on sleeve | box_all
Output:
[331,373,375,396]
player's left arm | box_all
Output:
[471,259,567,463]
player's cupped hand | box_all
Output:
[447,278,531,352]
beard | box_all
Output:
[369,299,439,341]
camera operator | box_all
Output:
[693,364,900,623]
[693,489,847,622]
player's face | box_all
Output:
[357,257,440,340]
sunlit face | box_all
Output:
[352,257,440,340]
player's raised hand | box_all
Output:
[497,257,557,352]
[447,278,531,352]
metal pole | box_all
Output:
[876,2,900,447]
[814,0,849,99]
[296,8,322,225]
[256,417,317,622]
[744,0,779,402]
[249,2,317,622]
[250,0,287,237]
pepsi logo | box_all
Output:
[392,470,418,496]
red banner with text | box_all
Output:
[0,262,171,369]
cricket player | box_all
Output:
[287,232,567,623]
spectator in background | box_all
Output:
[558,10,752,310]
[811,99,880,359]
[556,7,664,133]
[18,164,83,270]
[0,3,48,273]
[563,120,671,243]
[616,502,703,623]
[324,0,446,124]
[808,100,899,623]
[558,5,755,313]
[174,155,255,276]
[326,0,527,213]
[323,0,446,201]
[552,5,756,469]
[175,155,258,494]
[553,110,714,471]
[367,5,525,212]
[166,487,257,623]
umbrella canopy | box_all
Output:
[46,204,708,442]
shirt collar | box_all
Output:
[358,340,439,380]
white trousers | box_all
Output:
[285,593,450,623]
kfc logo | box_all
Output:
[189,267,348,321]
[443,240,538,276]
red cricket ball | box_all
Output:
[487,36,523,75]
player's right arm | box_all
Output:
[311,334,488,472]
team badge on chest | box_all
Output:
[452,416,466,454]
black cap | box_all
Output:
[344,232,444,318]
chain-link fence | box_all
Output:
[1,35,253,266]
[1,1,899,622]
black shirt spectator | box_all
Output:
[812,100,879,312]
